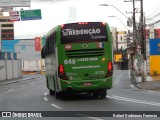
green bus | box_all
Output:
[41,22,113,99]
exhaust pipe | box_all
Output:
[67,86,72,90]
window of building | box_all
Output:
[2,24,13,27]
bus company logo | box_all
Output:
[82,44,88,48]
[2,112,11,117]
[62,28,101,36]
[65,44,72,50]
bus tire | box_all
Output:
[54,81,62,99]
[93,91,100,98]
[99,90,107,99]
[93,90,107,99]
[49,89,55,95]
[55,91,62,99]
[46,78,49,89]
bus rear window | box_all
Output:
[61,22,108,44]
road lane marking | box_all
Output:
[44,92,48,96]
[8,89,14,92]
[51,104,62,109]
[30,80,43,85]
[130,85,135,88]
[43,97,48,101]
[77,114,104,120]
[108,95,160,107]
[30,83,34,85]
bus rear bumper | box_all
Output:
[60,77,112,92]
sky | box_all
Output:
[8,0,160,39]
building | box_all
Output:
[117,31,127,50]
[111,27,128,51]
[0,11,14,40]
[1,39,44,72]
[111,28,129,70]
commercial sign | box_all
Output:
[0,0,31,7]
[9,11,20,22]
[114,54,122,62]
[0,7,13,12]
[35,37,41,51]
[0,25,1,52]
[149,38,160,55]
[20,9,42,21]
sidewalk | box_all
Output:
[0,74,40,86]
[133,74,160,90]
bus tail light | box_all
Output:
[61,24,64,28]
[59,64,64,74]
[102,22,106,25]
[106,61,113,77]
[78,22,88,25]
[58,64,68,80]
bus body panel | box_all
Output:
[60,42,111,80]
[43,22,113,94]
[60,77,112,92]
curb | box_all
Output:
[0,77,38,86]
[131,75,142,89]
[131,73,160,90]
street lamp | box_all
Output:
[99,3,137,75]
[99,3,128,19]
[108,15,128,30]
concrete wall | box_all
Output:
[0,60,6,80]
[22,59,45,72]
[0,52,22,81]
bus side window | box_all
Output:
[45,39,49,56]
[41,46,46,58]
[48,37,51,55]
[51,33,56,54]
[45,32,56,56]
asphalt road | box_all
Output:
[0,70,160,120]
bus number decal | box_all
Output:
[64,59,76,65]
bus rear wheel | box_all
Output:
[54,82,62,99]
[54,91,62,99]
[100,90,107,99]
[49,89,55,95]
[93,90,107,99]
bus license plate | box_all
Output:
[83,82,92,86]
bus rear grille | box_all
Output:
[65,48,105,58]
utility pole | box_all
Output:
[132,0,137,75]
[140,0,147,82]
[132,0,137,54]
[124,0,137,75]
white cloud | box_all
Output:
[14,0,160,39]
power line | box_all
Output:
[147,19,160,26]
[146,12,160,21]
[145,6,160,17]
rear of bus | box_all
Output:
[57,22,113,95]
